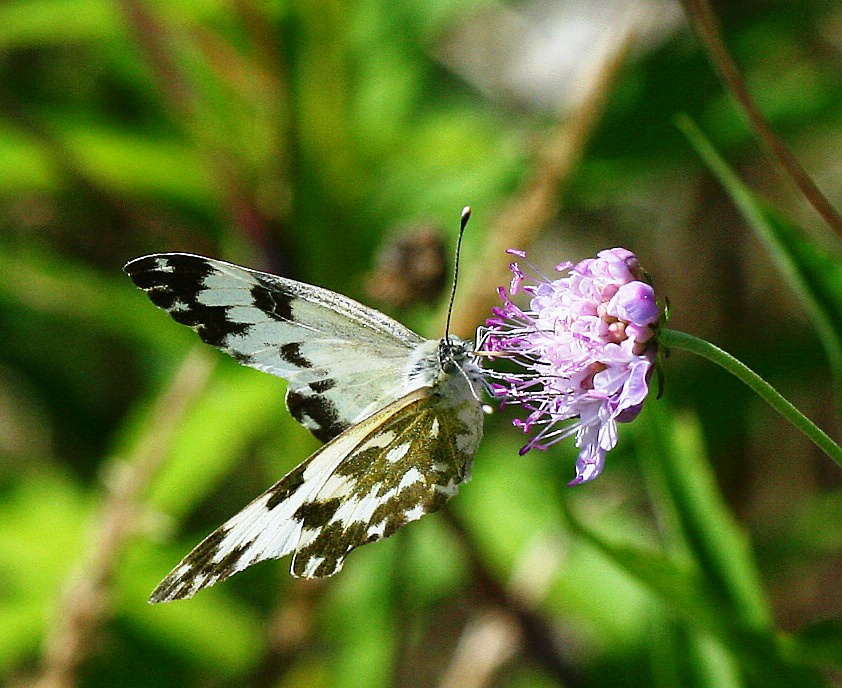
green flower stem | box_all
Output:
[660,328,842,468]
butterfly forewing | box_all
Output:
[149,386,483,602]
[124,253,424,442]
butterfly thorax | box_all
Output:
[405,336,484,400]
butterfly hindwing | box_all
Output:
[149,386,484,602]
[292,385,483,577]
[124,253,425,442]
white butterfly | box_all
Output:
[125,235,486,602]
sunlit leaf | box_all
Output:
[638,403,772,632]
[0,0,120,48]
[0,473,90,671]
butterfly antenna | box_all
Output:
[444,206,471,341]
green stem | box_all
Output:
[660,328,842,468]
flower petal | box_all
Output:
[612,281,658,326]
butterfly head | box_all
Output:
[402,335,480,395]
[437,334,474,372]
[438,335,487,404]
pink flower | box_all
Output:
[484,248,661,485]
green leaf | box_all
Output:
[788,619,842,669]
[61,125,216,204]
[561,495,826,687]
[761,207,842,339]
[323,546,401,688]
[0,249,195,352]
[0,125,59,193]
[116,543,265,674]
[648,615,742,688]
[113,360,292,519]
[676,115,842,413]
[638,403,772,633]
[561,503,720,628]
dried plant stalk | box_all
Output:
[32,351,214,688]
[680,0,842,237]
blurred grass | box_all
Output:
[1,1,841,687]
[678,114,842,419]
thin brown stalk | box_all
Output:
[116,0,282,254]
[437,529,569,688]
[445,13,640,338]
[679,0,842,237]
[31,350,214,688]
[440,509,582,687]
[244,578,323,688]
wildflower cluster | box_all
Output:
[484,248,661,485]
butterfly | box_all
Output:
[125,222,485,602]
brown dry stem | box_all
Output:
[31,350,214,688]
[679,0,842,237]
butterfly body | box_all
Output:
[124,253,484,602]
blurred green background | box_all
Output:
[1,1,841,687]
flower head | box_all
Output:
[484,248,661,485]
